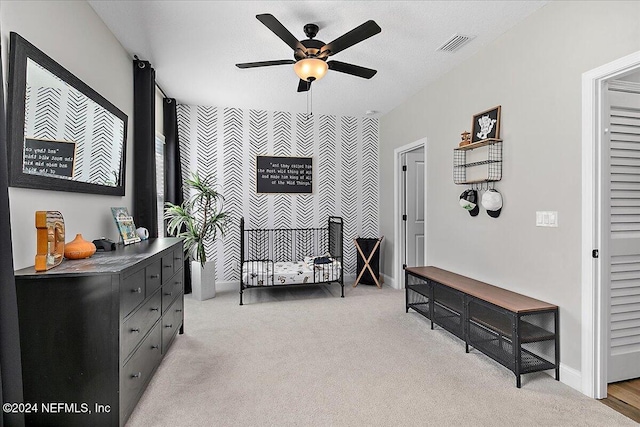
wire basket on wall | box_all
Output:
[453,140,502,185]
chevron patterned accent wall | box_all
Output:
[176,104,379,282]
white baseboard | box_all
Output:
[343,274,355,285]
[558,363,582,392]
[381,273,398,289]
[215,281,237,293]
[543,364,581,392]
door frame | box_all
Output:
[394,138,427,289]
[582,50,640,399]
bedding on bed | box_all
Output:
[242,258,341,287]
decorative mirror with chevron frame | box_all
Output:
[7,32,128,196]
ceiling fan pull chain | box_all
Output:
[306,81,313,120]
[310,83,313,118]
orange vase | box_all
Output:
[64,234,97,260]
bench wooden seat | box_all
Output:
[405,266,559,388]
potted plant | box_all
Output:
[165,171,228,300]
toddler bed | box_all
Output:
[239,217,344,305]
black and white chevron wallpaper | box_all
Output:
[176,104,379,281]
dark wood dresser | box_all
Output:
[14,238,184,426]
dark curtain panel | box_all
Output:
[163,98,191,294]
[0,41,25,427]
[133,60,158,237]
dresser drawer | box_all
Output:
[173,247,183,274]
[120,321,162,417]
[162,296,183,354]
[161,253,174,284]
[121,268,145,317]
[162,270,183,313]
[145,259,162,295]
[121,290,162,361]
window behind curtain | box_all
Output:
[155,133,165,237]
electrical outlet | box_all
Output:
[232,261,238,270]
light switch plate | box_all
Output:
[536,211,558,227]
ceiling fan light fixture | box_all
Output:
[294,58,328,82]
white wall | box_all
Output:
[380,1,640,377]
[1,1,134,269]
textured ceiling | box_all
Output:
[88,1,547,118]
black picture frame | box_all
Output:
[7,32,128,196]
[471,105,501,143]
[256,155,313,194]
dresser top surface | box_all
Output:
[15,238,182,278]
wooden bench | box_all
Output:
[405,266,559,388]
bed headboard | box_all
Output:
[240,217,344,264]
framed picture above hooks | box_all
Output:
[471,105,501,143]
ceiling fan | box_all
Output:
[236,14,381,92]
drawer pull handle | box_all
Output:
[151,345,159,350]
[132,372,141,379]
[132,287,142,294]
[165,292,173,296]
[131,328,140,333]
[151,307,159,312]
[164,264,172,268]
[165,324,173,328]
[176,309,183,313]
[150,274,160,279]
[175,281,182,285]
[174,257,181,261]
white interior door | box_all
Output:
[606,79,640,382]
[403,149,425,267]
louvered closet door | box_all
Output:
[607,80,640,383]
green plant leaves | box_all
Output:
[164,171,228,266]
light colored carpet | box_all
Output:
[126,284,634,426]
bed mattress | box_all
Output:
[242,258,341,287]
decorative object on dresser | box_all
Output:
[405,266,559,388]
[111,207,141,245]
[14,238,184,426]
[34,210,65,271]
[165,171,228,301]
[93,237,116,251]
[6,32,128,196]
[239,216,344,305]
[63,233,96,259]
[136,226,150,240]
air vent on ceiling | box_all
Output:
[437,34,475,52]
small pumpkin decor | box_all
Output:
[64,234,97,260]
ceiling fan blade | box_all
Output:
[236,59,295,69]
[257,14,307,54]
[297,79,311,92]
[328,60,377,79]
[321,20,381,56]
